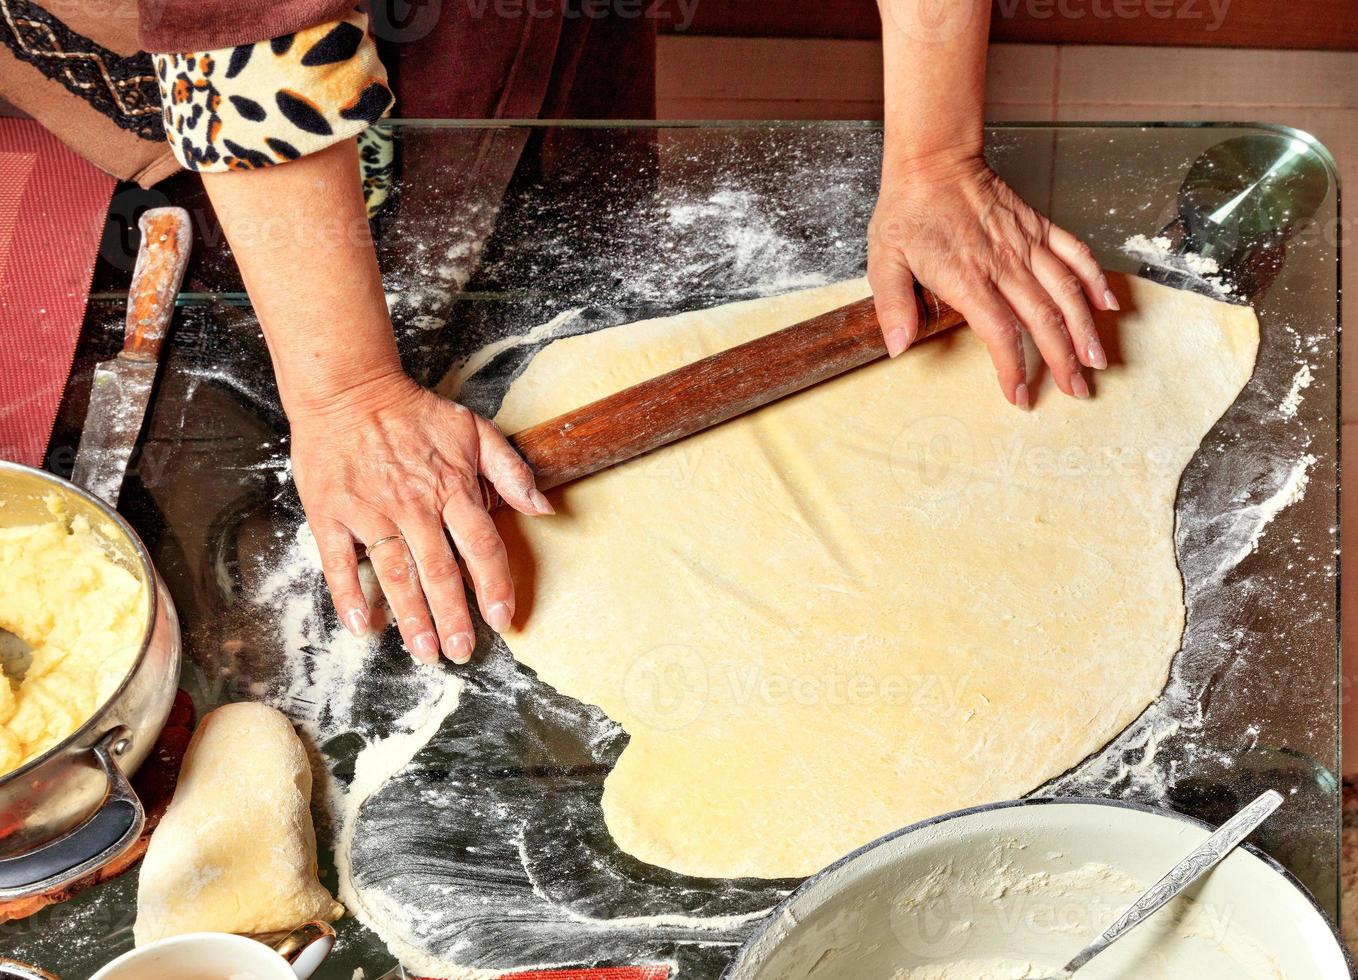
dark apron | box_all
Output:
[379,0,656,121]
[371,0,660,385]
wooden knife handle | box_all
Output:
[123,208,193,361]
[501,285,965,496]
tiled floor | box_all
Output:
[659,36,1358,766]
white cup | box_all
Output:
[90,929,333,980]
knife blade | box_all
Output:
[70,207,192,507]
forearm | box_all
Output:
[202,138,542,663]
[878,0,991,174]
[199,139,403,421]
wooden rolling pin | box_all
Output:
[498,285,965,498]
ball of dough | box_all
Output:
[135,702,343,944]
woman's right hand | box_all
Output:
[195,139,550,664]
[289,371,553,665]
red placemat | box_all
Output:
[504,970,668,979]
[0,119,114,467]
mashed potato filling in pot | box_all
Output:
[0,507,147,775]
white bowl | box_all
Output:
[724,798,1352,979]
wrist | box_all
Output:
[881,137,987,187]
[283,364,420,430]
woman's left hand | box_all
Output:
[868,152,1118,410]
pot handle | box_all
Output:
[0,728,145,899]
[272,920,336,979]
[0,959,58,980]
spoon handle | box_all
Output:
[1057,790,1284,978]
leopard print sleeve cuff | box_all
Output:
[153,8,393,172]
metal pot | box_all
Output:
[0,460,180,899]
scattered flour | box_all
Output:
[659,188,833,297]
[1121,234,1237,299]
[1278,363,1314,419]
[442,307,584,395]
[333,680,468,979]
[1215,454,1317,576]
[250,524,468,975]
[243,195,1326,971]
[249,521,730,978]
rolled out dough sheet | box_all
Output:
[477,274,1259,880]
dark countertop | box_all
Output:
[2,121,1342,979]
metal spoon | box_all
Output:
[1041,789,1284,979]
[0,629,31,683]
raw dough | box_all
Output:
[0,506,146,775]
[478,274,1258,879]
[135,702,343,943]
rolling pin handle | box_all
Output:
[483,287,968,507]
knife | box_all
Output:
[70,207,192,507]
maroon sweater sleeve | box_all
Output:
[138,0,357,52]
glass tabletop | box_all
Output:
[4,121,1341,979]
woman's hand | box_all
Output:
[868,153,1117,409]
[290,372,553,665]
[196,141,550,666]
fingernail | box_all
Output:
[884,328,909,358]
[1070,373,1091,399]
[529,489,555,515]
[412,631,440,663]
[486,601,512,632]
[344,607,369,637]
[1088,342,1108,371]
[446,632,474,664]
[1103,288,1120,311]
[1014,383,1031,411]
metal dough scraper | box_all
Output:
[1124,132,1331,304]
